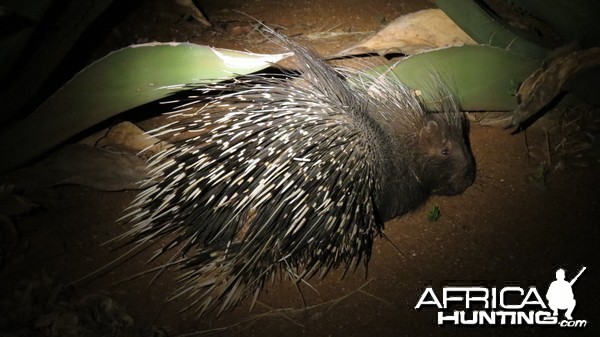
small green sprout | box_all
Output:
[427,205,441,222]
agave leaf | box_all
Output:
[435,0,550,59]
[368,45,540,111]
[0,43,289,173]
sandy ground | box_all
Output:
[1,1,599,336]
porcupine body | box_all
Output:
[118,32,475,315]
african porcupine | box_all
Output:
[116,32,475,315]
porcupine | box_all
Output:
[116,30,476,315]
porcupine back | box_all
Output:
[117,32,475,315]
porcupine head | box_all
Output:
[115,29,476,316]
[374,82,476,221]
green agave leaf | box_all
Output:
[0,43,289,173]
[368,45,540,111]
[435,0,550,59]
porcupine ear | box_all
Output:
[417,120,445,153]
[421,120,440,136]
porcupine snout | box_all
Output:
[437,140,476,196]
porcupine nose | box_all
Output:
[452,136,476,193]
[452,154,476,194]
[459,161,476,191]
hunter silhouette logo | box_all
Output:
[415,266,588,327]
[546,267,586,320]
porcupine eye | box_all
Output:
[441,148,450,156]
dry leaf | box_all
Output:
[334,9,475,57]
[514,47,600,124]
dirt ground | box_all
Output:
[1,1,599,336]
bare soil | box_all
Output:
[1,1,599,337]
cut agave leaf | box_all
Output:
[366,45,540,111]
[0,43,289,173]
